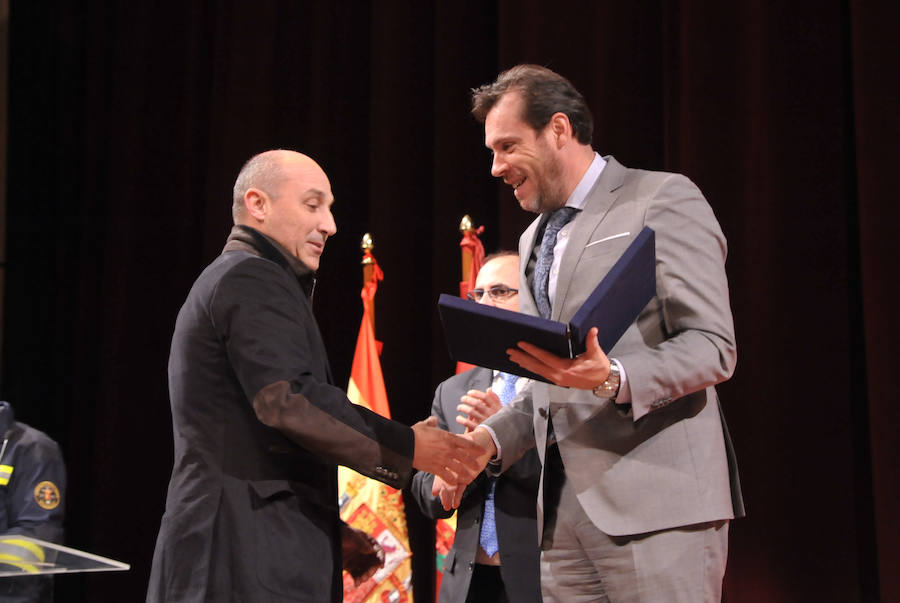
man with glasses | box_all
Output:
[410,252,542,603]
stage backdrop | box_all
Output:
[3,2,897,601]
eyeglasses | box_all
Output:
[466,285,519,302]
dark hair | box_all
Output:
[471,64,593,145]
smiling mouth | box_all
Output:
[511,176,526,190]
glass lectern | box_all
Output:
[0,535,129,576]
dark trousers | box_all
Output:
[465,564,508,603]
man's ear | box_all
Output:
[548,112,572,149]
[243,188,268,222]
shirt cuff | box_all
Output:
[476,424,502,463]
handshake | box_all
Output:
[410,415,498,511]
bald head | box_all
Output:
[231,149,337,270]
[233,150,320,222]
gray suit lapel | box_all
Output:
[517,216,544,317]
[553,157,628,321]
[465,366,492,391]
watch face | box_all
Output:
[593,384,616,398]
[592,366,620,398]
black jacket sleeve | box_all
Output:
[211,257,414,488]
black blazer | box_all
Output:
[409,367,543,603]
[148,227,414,602]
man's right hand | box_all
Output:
[411,417,484,487]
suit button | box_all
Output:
[538,407,548,418]
[651,397,673,409]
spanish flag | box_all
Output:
[338,251,413,602]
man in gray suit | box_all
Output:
[410,252,542,603]
[435,65,744,601]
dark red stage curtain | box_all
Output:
[3,2,895,601]
[850,2,900,601]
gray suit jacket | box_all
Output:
[484,156,744,538]
[409,367,543,603]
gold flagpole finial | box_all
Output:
[360,233,376,327]
[361,233,374,265]
[459,215,474,233]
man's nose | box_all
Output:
[491,155,506,178]
[477,292,495,307]
[320,208,337,236]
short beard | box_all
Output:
[530,144,567,214]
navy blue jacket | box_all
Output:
[0,401,66,602]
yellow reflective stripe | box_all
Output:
[0,552,39,573]
[0,464,12,486]
[0,538,46,562]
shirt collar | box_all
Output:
[564,152,606,211]
[223,225,317,298]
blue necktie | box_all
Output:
[532,206,579,319]
[478,372,519,557]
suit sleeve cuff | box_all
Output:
[476,425,503,475]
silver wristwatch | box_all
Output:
[591,363,620,399]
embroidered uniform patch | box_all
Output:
[34,481,61,510]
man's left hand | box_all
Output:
[456,388,503,432]
[507,326,611,390]
[341,523,384,586]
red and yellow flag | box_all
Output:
[339,250,413,602]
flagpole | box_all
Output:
[456,216,484,374]
[459,215,474,289]
[361,232,375,330]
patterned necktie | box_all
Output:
[532,206,579,319]
[478,372,519,558]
